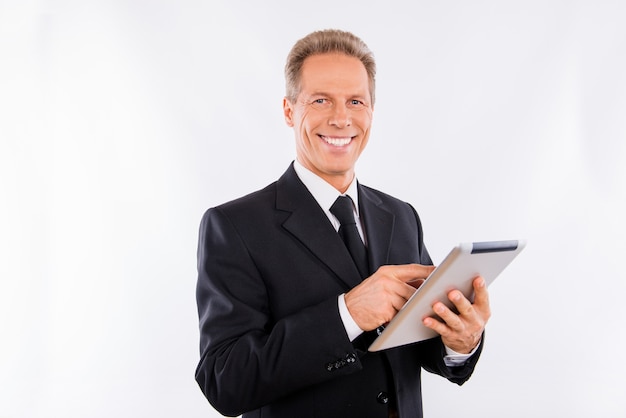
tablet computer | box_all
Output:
[368,240,526,352]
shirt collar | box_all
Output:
[293,160,360,216]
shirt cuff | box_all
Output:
[443,339,481,367]
[338,294,364,342]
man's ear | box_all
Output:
[283,97,294,127]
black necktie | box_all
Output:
[330,196,369,279]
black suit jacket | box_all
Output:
[196,164,481,417]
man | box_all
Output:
[196,29,489,418]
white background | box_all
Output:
[1,1,625,417]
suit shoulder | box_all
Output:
[360,184,413,208]
[202,181,278,220]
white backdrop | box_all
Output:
[2,1,625,417]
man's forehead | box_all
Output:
[301,53,366,72]
[299,55,370,91]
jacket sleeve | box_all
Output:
[195,207,362,416]
[415,334,484,385]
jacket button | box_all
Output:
[377,391,389,404]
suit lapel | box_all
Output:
[359,185,395,271]
[276,165,363,289]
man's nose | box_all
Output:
[328,103,352,128]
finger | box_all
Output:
[472,276,489,307]
[432,301,465,331]
[393,264,436,283]
[447,289,474,317]
[390,292,411,312]
[393,281,417,304]
[407,278,425,289]
[422,315,450,337]
[472,276,491,319]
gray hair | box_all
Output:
[284,29,376,104]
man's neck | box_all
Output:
[295,159,355,193]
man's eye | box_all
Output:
[310,98,330,109]
[350,100,362,105]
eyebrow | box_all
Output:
[305,91,369,100]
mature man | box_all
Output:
[196,29,489,418]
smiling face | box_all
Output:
[283,53,374,192]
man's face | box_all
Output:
[283,53,373,191]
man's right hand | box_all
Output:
[344,264,435,331]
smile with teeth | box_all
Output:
[320,135,354,146]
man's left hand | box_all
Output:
[422,276,491,354]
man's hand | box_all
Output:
[423,276,491,354]
[344,264,435,331]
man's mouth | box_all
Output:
[320,135,353,146]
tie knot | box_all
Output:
[330,195,357,226]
